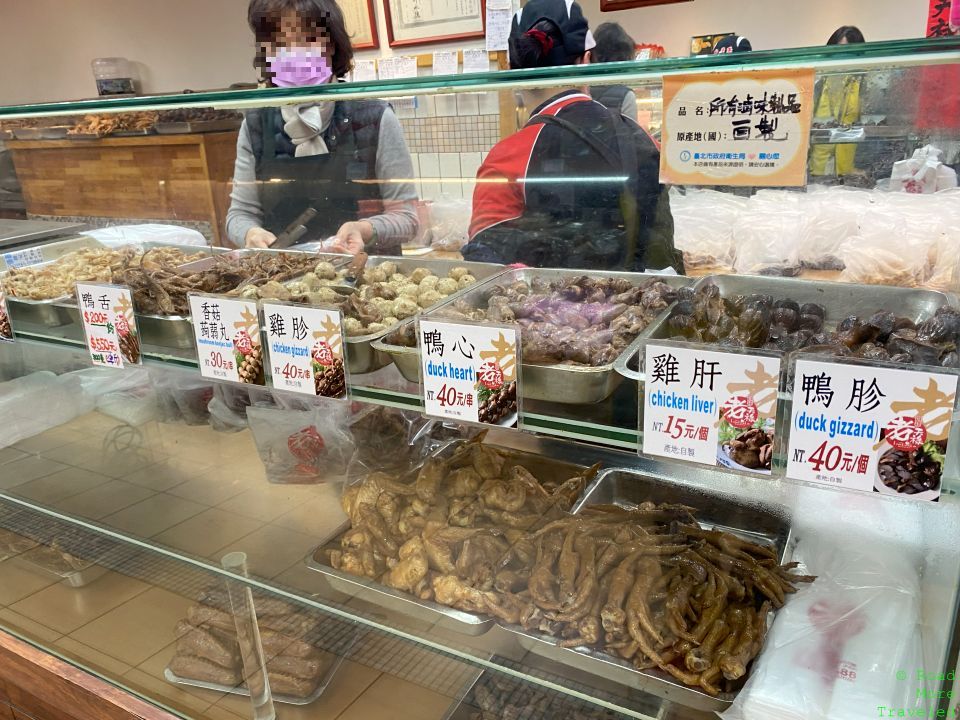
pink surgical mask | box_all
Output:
[267,47,333,87]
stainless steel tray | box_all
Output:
[40,127,71,140]
[345,257,504,375]
[156,118,243,135]
[305,439,588,635]
[375,269,692,403]
[621,275,955,381]
[501,466,793,713]
[12,128,44,140]
[112,129,156,137]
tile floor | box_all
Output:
[0,411,465,720]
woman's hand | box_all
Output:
[245,227,277,248]
[330,221,372,255]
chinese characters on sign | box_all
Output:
[661,68,815,187]
[262,302,348,399]
[188,295,265,386]
[643,344,780,474]
[76,283,140,368]
[786,359,958,501]
[0,285,13,344]
[2,247,43,270]
[419,319,519,428]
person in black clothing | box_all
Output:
[590,23,638,121]
[226,0,418,254]
[463,0,681,273]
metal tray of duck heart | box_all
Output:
[500,466,793,712]
[342,257,505,376]
[304,439,591,636]
[375,268,694,404]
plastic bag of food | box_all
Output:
[796,187,872,270]
[424,195,472,251]
[0,371,94,448]
[889,144,958,194]
[732,191,803,276]
[150,367,214,425]
[669,187,745,272]
[248,401,355,484]
[720,533,924,720]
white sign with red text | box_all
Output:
[76,283,140,368]
[418,319,519,428]
[188,295,265,386]
[262,302,347,399]
[643,343,781,474]
[786,359,957,501]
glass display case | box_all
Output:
[0,37,959,720]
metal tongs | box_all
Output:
[272,207,317,249]
[341,252,368,288]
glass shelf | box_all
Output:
[1,38,958,119]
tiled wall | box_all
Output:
[395,91,501,203]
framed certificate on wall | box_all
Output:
[600,0,691,12]
[341,0,380,49]
[384,0,486,47]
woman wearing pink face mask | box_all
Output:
[226,0,419,254]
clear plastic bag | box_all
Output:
[0,371,94,448]
[248,401,356,484]
[207,397,248,433]
[796,187,873,270]
[150,367,215,425]
[79,223,209,248]
[423,195,472,251]
[669,187,745,272]
[732,191,803,275]
[720,534,924,720]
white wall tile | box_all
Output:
[478,91,500,116]
[418,153,440,201]
[438,152,462,178]
[440,181,464,199]
[458,152,482,179]
[456,93,480,117]
[435,95,458,117]
[408,153,422,199]
[393,98,417,119]
[415,95,436,118]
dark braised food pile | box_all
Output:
[465,674,618,720]
[724,428,774,470]
[169,586,331,698]
[479,381,517,425]
[114,251,319,316]
[390,276,682,367]
[328,436,813,696]
[157,108,242,123]
[671,283,960,368]
[877,440,945,494]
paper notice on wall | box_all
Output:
[395,55,418,79]
[463,49,489,74]
[485,8,512,51]
[432,51,459,77]
[377,57,396,80]
[353,60,376,82]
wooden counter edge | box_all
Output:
[0,629,178,720]
[5,132,234,150]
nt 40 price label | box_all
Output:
[418,319,519,428]
[188,295,265,386]
[76,283,141,368]
[262,302,347,399]
[642,344,781,474]
[786,359,958,501]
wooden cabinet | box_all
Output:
[7,132,238,246]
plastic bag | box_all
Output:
[0,371,94,448]
[796,187,873,270]
[888,144,959,194]
[721,533,924,720]
[423,195,472,251]
[732,191,803,275]
[150,367,214,425]
[79,223,209,249]
[70,366,159,426]
[248,401,356,483]
[669,187,745,272]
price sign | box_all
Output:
[188,295,265,386]
[786,359,958,501]
[262,302,348,399]
[0,284,13,344]
[642,343,781,474]
[76,283,141,368]
[2,247,43,270]
[418,319,519,428]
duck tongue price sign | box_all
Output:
[262,302,348,399]
[418,319,519,428]
[76,283,141,368]
[188,295,265,386]
[786,359,958,501]
[642,343,781,474]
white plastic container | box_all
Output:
[91,57,137,96]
